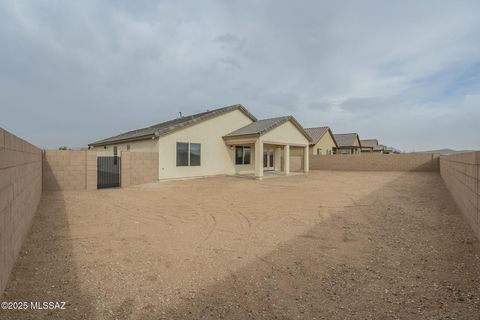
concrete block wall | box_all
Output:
[290,156,304,172]
[121,151,159,187]
[0,128,42,294]
[43,150,97,191]
[440,152,479,241]
[310,153,440,172]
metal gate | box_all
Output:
[97,156,121,189]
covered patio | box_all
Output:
[223,116,311,179]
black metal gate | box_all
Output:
[97,156,121,189]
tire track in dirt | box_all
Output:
[202,213,217,242]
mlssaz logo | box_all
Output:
[30,302,66,310]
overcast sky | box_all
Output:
[1,0,479,151]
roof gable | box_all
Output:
[333,133,361,148]
[223,116,312,142]
[89,104,256,146]
[305,127,338,147]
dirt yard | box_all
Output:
[1,171,480,319]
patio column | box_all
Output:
[284,144,290,175]
[275,147,282,171]
[303,145,309,173]
[255,139,263,179]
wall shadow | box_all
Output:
[0,161,96,320]
[131,170,479,319]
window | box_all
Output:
[176,142,201,167]
[316,148,321,155]
[235,146,251,165]
[113,146,118,156]
[176,143,189,166]
[190,143,201,166]
[127,144,131,151]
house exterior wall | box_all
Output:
[310,132,336,155]
[0,129,42,295]
[261,121,309,146]
[157,109,254,179]
[90,139,158,156]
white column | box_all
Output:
[303,145,309,173]
[284,145,290,175]
[274,147,282,171]
[255,139,263,179]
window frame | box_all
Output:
[235,146,251,165]
[176,142,201,167]
[176,142,189,167]
[189,143,201,166]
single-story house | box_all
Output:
[373,144,386,153]
[88,104,312,180]
[360,139,379,153]
[383,147,394,154]
[304,127,338,155]
[333,133,362,155]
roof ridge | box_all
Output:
[89,104,256,146]
[305,126,329,129]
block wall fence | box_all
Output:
[0,129,42,294]
[43,150,97,191]
[440,152,480,241]
[43,150,160,190]
[121,151,159,187]
[309,153,440,172]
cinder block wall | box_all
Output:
[310,153,440,172]
[0,128,42,294]
[121,151,158,187]
[440,152,479,241]
[43,150,97,191]
[290,156,304,172]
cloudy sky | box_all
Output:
[1,0,479,151]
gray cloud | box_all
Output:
[1,0,479,151]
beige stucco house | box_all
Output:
[333,133,362,155]
[89,104,311,180]
[304,127,337,155]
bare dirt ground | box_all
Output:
[1,171,480,319]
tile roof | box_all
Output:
[360,139,379,149]
[333,133,361,148]
[224,116,312,141]
[304,127,330,144]
[89,104,257,146]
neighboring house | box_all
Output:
[360,139,379,153]
[89,104,311,180]
[383,147,394,154]
[304,127,338,155]
[373,144,385,153]
[333,133,362,155]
